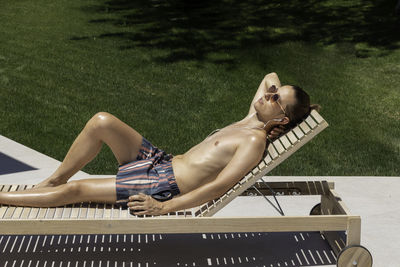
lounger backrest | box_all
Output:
[195,110,329,217]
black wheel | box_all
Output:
[337,245,373,267]
[310,203,322,215]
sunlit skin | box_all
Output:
[0,73,297,215]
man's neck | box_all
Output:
[236,112,266,130]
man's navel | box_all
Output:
[214,141,219,146]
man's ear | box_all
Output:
[280,116,290,125]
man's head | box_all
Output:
[254,85,319,130]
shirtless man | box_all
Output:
[0,72,316,215]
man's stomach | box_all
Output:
[171,155,221,195]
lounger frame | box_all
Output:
[0,181,360,259]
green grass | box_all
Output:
[0,0,399,176]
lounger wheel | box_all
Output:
[310,203,321,215]
[336,245,373,267]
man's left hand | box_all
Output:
[127,193,165,216]
[268,125,285,141]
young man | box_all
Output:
[0,73,316,215]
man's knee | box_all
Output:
[65,181,83,196]
[86,112,115,132]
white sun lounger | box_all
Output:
[0,110,372,266]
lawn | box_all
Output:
[0,0,399,176]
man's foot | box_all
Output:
[34,178,65,188]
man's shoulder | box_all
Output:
[237,132,266,150]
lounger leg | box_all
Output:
[0,178,117,207]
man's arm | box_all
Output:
[163,137,265,213]
[247,72,281,116]
[128,136,265,215]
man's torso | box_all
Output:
[172,124,266,194]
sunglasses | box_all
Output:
[267,86,287,115]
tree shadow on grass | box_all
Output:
[72,0,400,64]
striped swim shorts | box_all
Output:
[115,137,180,208]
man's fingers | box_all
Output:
[272,127,284,133]
[127,201,144,208]
[129,205,145,211]
[129,194,147,201]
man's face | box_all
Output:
[254,85,297,122]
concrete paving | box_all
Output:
[1,134,398,266]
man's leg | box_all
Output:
[0,178,117,207]
[36,112,143,188]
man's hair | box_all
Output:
[263,85,320,158]
[260,85,321,159]
[284,85,321,130]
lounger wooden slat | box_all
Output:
[36,208,48,219]
[62,204,72,219]
[102,204,111,218]
[305,116,317,129]
[272,139,285,154]
[79,203,88,219]
[1,185,16,219]
[89,204,97,218]
[310,109,324,124]
[251,166,260,176]
[264,154,272,165]
[9,184,19,192]
[125,204,132,218]
[53,206,64,219]
[44,207,56,219]
[286,130,298,144]
[94,203,103,218]
[267,145,279,159]
[292,126,305,139]
[3,206,16,219]
[112,205,120,219]
[299,121,311,134]
[122,205,130,218]
[238,174,249,185]
[279,135,292,150]
[258,160,266,169]
[19,206,32,219]
[70,204,80,219]
[28,207,39,219]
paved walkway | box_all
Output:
[1,134,398,266]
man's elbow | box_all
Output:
[265,72,278,79]
[209,183,232,200]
